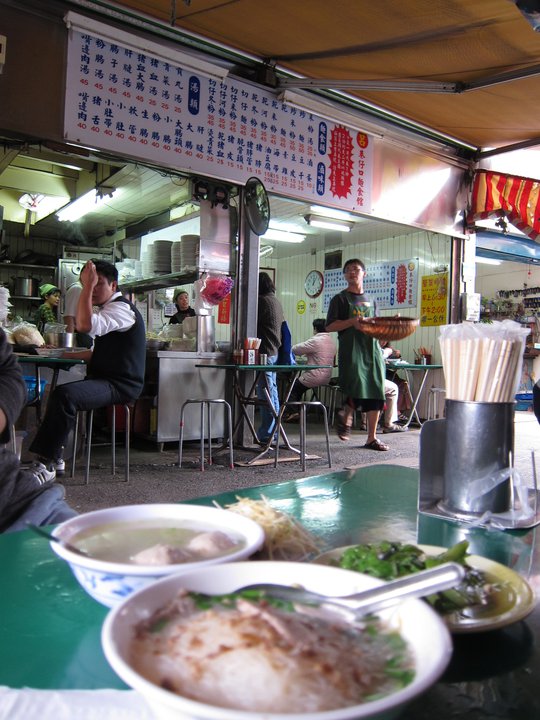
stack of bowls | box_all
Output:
[180,234,199,269]
[150,240,173,275]
[171,241,182,273]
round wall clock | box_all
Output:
[304,270,324,298]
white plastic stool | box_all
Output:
[426,387,446,420]
[70,403,132,484]
[178,398,234,471]
[275,400,332,471]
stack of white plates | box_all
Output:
[150,240,173,275]
[171,242,182,273]
[180,234,199,269]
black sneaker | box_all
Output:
[54,458,65,476]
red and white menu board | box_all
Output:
[63,18,373,212]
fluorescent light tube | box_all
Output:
[56,188,118,222]
[475,257,502,265]
[260,228,306,243]
[305,214,353,232]
[309,205,356,222]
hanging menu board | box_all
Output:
[63,16,374,213]
[323,260,418,312]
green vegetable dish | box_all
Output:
[338,540,494,615]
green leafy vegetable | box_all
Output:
[338,540,489,614]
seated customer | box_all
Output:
[283,318,336,422]
[380,339,412,423]
[0,328,76,532]
[28,260,146,479]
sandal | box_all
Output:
[336,410,352,441]
[383,424,409,433]
[364,438,390,451]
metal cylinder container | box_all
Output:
[439,400,514,516]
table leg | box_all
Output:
[400,368,429,428]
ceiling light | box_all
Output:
[475,256,502,265]
[309,205,356,222]
[260,228,306,243]
[56,188,119,222]
[305,214,353,232]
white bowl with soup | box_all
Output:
[102,561,453,720]
[50,504,265,607]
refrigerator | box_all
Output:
[57,248,114,315]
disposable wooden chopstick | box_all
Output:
[497,340,523,402]
[487,340,512,402]
[463,338,481,401]
[474,338,497,401]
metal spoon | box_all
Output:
[26,523,90,557]
[237,562,465,621]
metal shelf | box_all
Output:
[120,270,198,292]
[0,263,56,270]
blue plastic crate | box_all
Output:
[23,375,47,403]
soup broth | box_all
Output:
[71,520,243,564]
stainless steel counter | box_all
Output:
[145,351,229,443]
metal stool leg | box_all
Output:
[321,403,332,468]
[85,409,94,485]
[225,401,234,469]
[70,412,80,479]
[299,403,307,471]
[178,399,234,471]
[178,403,187,467]
[124,404,130,483]
[111,403,116,475]
[207,401,213,467]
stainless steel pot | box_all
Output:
[11,277,41,297]
[45,332,74,348]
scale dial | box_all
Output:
[305,270,324,298]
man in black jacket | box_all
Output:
[0,328,77,531]
[29,260,146,479]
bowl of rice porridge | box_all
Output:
[102,560,453,720]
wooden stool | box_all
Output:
[70,403,133,484]
[275,400,332,471]
[178,398,234,471]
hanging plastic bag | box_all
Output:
[194,273,234,315]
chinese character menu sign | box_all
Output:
[420,273,448,326]
[64,26,373,212]
[323,260,418,312]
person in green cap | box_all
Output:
[35,284,61,333]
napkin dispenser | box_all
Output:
[419,400,540,529]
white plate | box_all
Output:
[315,544,535,633]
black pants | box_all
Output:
[534,381,540,425]
[288,379,310,404]
[29,378,132,461]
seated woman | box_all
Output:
[283,318,336,422]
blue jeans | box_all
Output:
[256,355,279,442]
[29,378,131,462]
